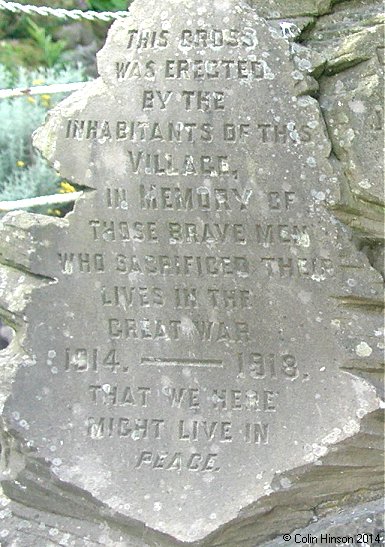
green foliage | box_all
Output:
[86,0,130,11]
[0,12,57,41]
[0,64,86,204]
[27,19,67,68]
[0,40,43,72]
[0,16,68,71]
[0,14,26,40]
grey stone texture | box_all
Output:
[0,0,383,545]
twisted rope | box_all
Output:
[0,0,129,21]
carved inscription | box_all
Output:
[65,119,312,144]
[6,0,379,539]
[49,18,341,475]
[24,0,365,500]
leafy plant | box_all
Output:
[27,19,67,68]
[0,40,43,73]
[86,0,130,11]
[0,64,87,207]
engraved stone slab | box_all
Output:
[0,0,382,543]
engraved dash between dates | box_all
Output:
[140,357,223,368]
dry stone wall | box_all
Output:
[0,0,383,545]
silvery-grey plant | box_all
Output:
[0,64,86,203]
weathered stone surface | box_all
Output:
[0,0,383,545]
[263,499,385,547]
[249,0,333,18]
[304,0,385,240]
[305,0,384,74]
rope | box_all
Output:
[0,3,121,208]
[0,191,82,212]
[0,0,129,21]
[0,82,86,99]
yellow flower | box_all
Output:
[16,160,25,167]
[59,181,76,194]
[27,97,36,104]
[41,94,51,108]
[48,208,62,216]
[32,79,45,86]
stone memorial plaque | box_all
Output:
[0,0,383,543]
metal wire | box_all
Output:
[0,192,83,212]
[0,82,86,99]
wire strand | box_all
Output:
[0,82,86,99]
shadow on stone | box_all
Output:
[0,320,14,351]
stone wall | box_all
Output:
[0,1,383,545]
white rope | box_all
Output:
[0,0,129,21]
[0,191,82,212]
[0,82,86,99]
